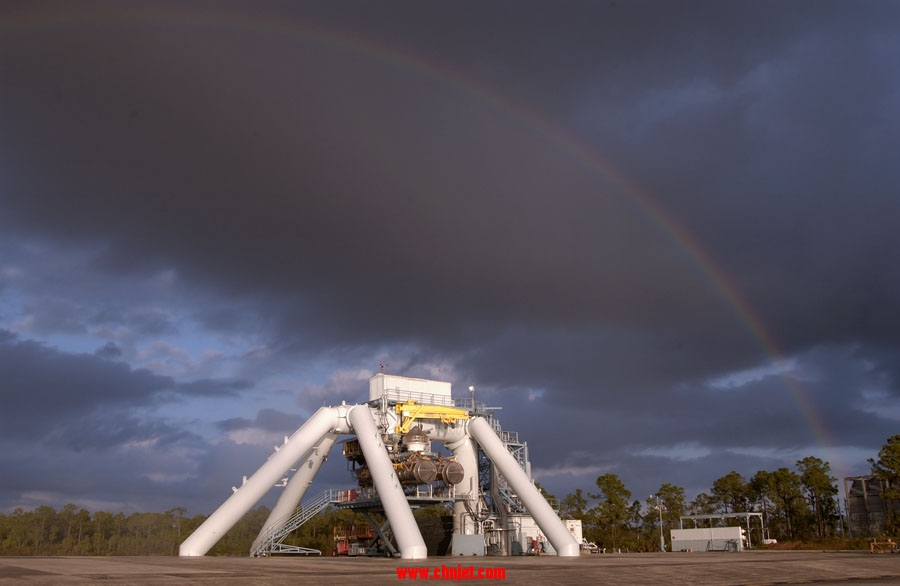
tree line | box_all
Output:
[2,435,898,556]
[556,458,838,552]
[0,505,263,556]
[556,434,900,551]
[0,501,390,556]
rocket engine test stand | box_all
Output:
[179,374,578,559]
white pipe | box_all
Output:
[252,433,337,554]
[348,406,428,559]
[467,417,580,557]
[445,435,480,535]
[413,420,473,535]
[180,406,347,556]
[414,420,468,444]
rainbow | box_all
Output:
[2,5,841,474]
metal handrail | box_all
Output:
[250,489,338,557]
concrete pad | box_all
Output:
[1,551,899,585]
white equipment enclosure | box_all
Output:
[179,374,579,559]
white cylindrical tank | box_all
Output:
[445,435,480,535]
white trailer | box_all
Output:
[565,520,583,544]
[671,526,745,552]
[564,519,598,553]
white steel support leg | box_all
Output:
[348,406,428,559]
[180,407,346,556]
[467,417,580,557]
[446,436,480,535]
[252,433,338,553]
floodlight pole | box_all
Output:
[652,494,665,552]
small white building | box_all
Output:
[565,519,599,553]
[508,515,555,554]
[369,373,453,405]
[670,527,745,552]
[565,520,583,544]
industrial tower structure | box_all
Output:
[179,374,579,559]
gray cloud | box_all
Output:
[94,341,123,360]
[0,330,253,438]
[0,331,173,437]
[216,408,303,434]
[174,378,253,398]
[0,1,898,513]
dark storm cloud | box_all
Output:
[489,343,898,455]
[108,307,178,336]
[94,341,123,360]
[1,0,895,382]
[476,341,898,497]
[0,329,263,512]
[862,343,900,398]
[44,414,197,453]
[0,331,173,436]
[0,330,253,440]
[16,297,93,335]
[174,378,253,398]
[0,430,214,513]
[1,0,899,513]
[13,293,177,338]
[457,323,769,406]
[0,1,730,349]
[216,408,301,433]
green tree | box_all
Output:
[8,508,30,554]
[658,483,687,528]
[92,510,114,554]
[72,509,92,554]
[559,489,602,544]
[166,508,188,555]
[559,488,589,520]
[591,473,631,551]
[32,506,60,554]
[626,499,644,550]
[768,467,806,539]
[688,492,717,517]
[712,471,749,513]
[109,512,127,554]
[646,483,686,551]
[59,503,78,554]
[870,435,900,485]
[748,470,775,543]
[797,456,839,538]
[869,434,900,530]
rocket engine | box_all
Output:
[344,425,464,487]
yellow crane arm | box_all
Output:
[394,401,470,434]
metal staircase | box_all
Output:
[479,416,535,515]
[250,489,336,557]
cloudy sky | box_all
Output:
[2,1,899,516]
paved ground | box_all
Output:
[1,551,899,585]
